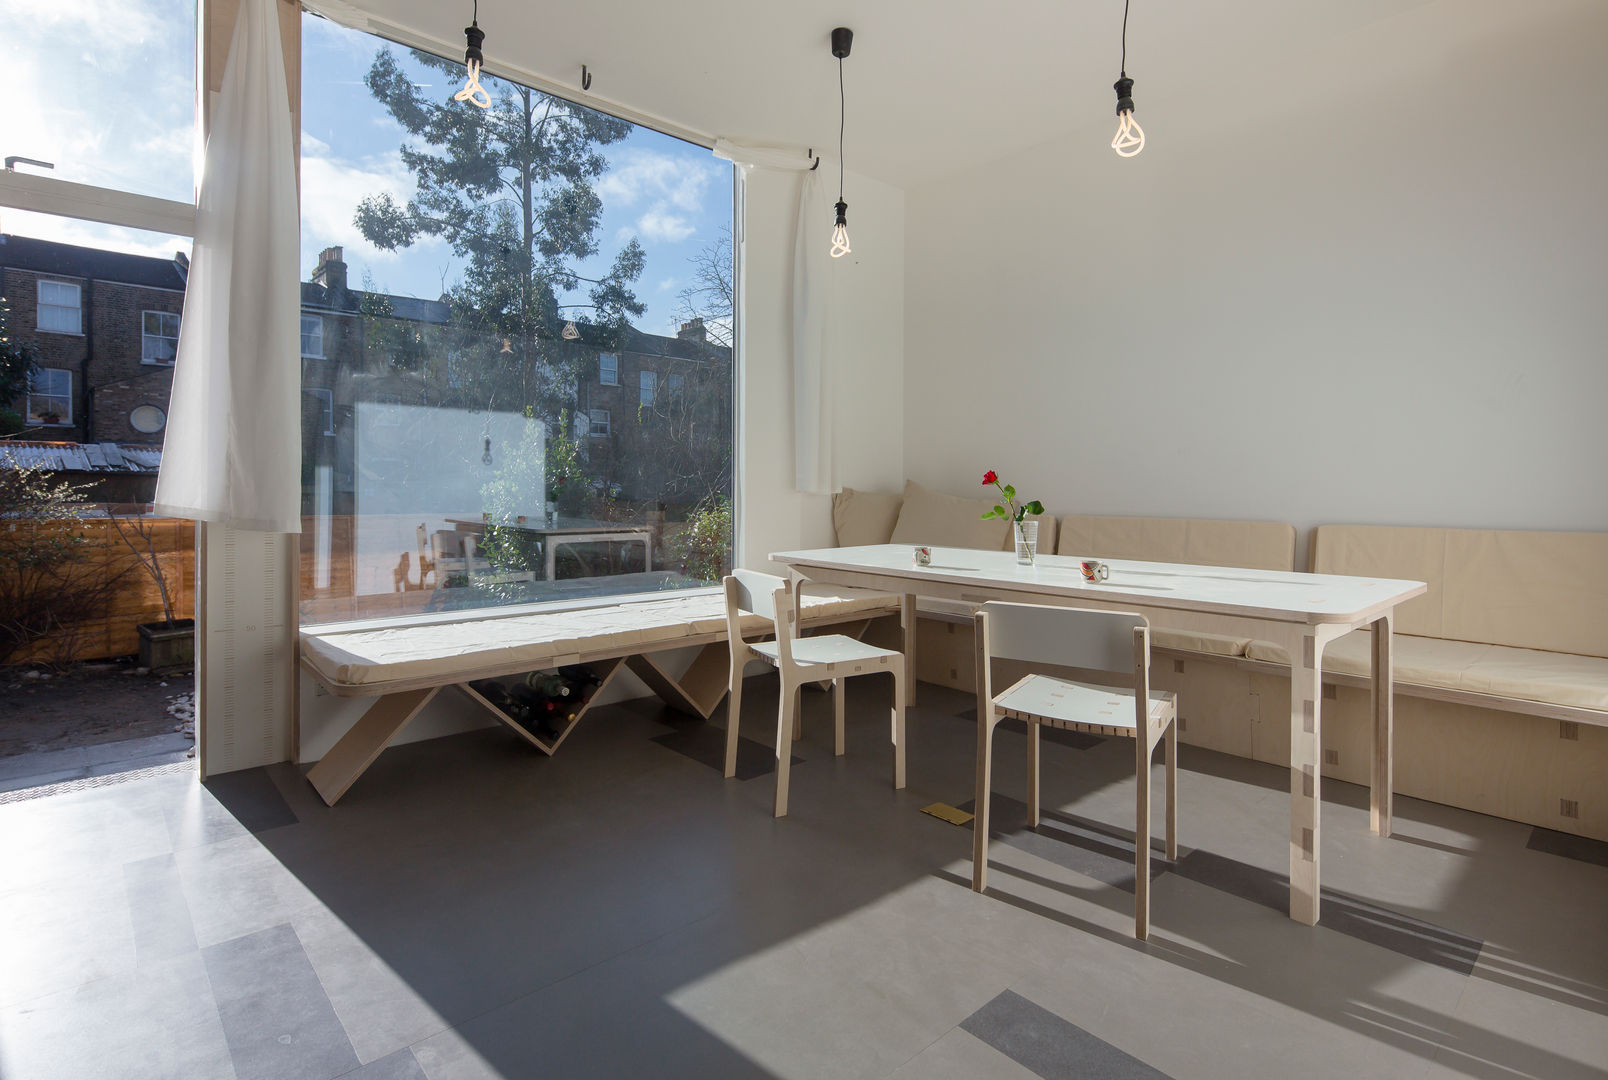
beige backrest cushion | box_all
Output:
[1313,524,1608,657]
[889,479,1010,550]
[832,487,904,547]
[1056,515,1296,572]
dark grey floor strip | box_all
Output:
[652,724,802,781]
[1527,826,1608,868]
[124,852,198,966]
[959,794,1173,891]
[204,767,299,833]
[338,1047,428,1080]
[961,989,1171,1080]
[1173,850,1483,975]
[202,923,360,1080]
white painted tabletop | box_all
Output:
[771,545,1426,626]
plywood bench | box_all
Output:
[301,588,898,805]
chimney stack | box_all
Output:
[312,245,348,294]
[677,316,706,343]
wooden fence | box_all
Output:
[5,517,196,665]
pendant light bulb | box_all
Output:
[1111,76,1144,157]
[561,321,580,340]
[455,1,490,109]
[829,27,855,259]
[830,201,851,258]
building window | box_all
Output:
[639,370,657,406]
[141,311,181,364]
[301,314,325,358]
[588,409,610,437]
[666,373,685,396]
[37,281,81,335]
[306,387,335,435]
[26,368,73,425]
[598,353,618,385]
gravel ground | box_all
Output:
[0,660,197,757]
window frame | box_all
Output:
[598,352,618,386]
[588,408,611,437]
[306,386,335,435]
[639,369,657,407]
[26,368,73,425]
[301,313,326,359]
[141,309,182,365]
[36,280,82,336]
[665,372,686,396]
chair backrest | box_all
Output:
[976,602,1149,687]
[724,569,797,666]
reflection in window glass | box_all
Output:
[27,369,73,425]
[142,311,181,363]
[298,13,735,624]
[37,281,82,334]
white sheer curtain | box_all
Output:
[714,139,837,495]
[155,0,302,533]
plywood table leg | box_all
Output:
[1289,630,1324,925]
[306,687,439,806]
[1370,613,1394,837]
[901,592,918,707]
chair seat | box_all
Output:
[994,674,1175,734]
[751,634,901,669]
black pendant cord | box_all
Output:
[837,56,846,202]
[472,0,478,27]
[1120,0,1130,77]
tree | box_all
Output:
[355,48,646,418]
[0,295,38,436]
[676,225,733,348]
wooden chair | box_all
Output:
[723,569,906,817]
[972,601,1178,940]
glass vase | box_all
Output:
[1014,520,1039,565]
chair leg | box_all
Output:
[1165,717,1178,861]
[890,668,907,790]
[971,707,997,893]
[793,686,804,741]
[723,664,744,780]
[774,681,799,817]
[833,676,846,756]
[1134,732,1152,941]
[1026,720,1041,829]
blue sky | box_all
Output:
[1,0,731,337]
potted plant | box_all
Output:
[37,409,62,425]
[109,504,194,673]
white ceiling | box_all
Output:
[334,0,1431,187]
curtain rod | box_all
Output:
[298,0,717,151]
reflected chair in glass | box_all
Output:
[972,601,1178,940]
[723,570,907,818]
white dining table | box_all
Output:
[770,544,1427,926]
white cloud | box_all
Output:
[299,145,448,272]
[657,276,678,292]
[1,209,189,261]
[635,210,694,244]
[597,150,718,213]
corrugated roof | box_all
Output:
[0,234,188,291]
[0,441,162,474]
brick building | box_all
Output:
[0,233,188,445]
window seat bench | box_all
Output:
[301,588,899,805]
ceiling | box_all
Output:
[327,0,1432,187]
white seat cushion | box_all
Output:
[751,635,901,668]
[1243,633,1608,713]
[994,674,1175,731]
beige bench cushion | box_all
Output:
[303,589,898,690]
[832,487,904,547]
[1056,515,1296,572]
[1312,524,1608,657]
[1152,629,1252,658]
[889,479,1011,550]
[1244,633,1608,713]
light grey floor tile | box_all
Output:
[339,1046,429,1080]
[203,923,360,1080]
[0,867,136,1007]
[961,989,1170,1079]
[0,950,234,1080]
[886,1028,1041,1080]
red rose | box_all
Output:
[982,470,998,485]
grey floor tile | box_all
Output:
[960,793,1172,891]
[339,1046,429,1080]
[204,766,300,834]
[1527,826,1608,869]
[125,852,199,966]
[961,989,1171,1079]
[887,1028,1042,1080]
[652,720,803,780]
[203,923,360,1080]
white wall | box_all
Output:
[739,166,906,571]
[904,0,1608,557]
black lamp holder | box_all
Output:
[831,27,853,59]
[1114,75,1134,116]
[464,22,484,66]
[834,201,848,227]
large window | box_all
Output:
[298,14,734,624]
[37,281,82,335]
[142,311,181,364]
[27,369,73,425]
